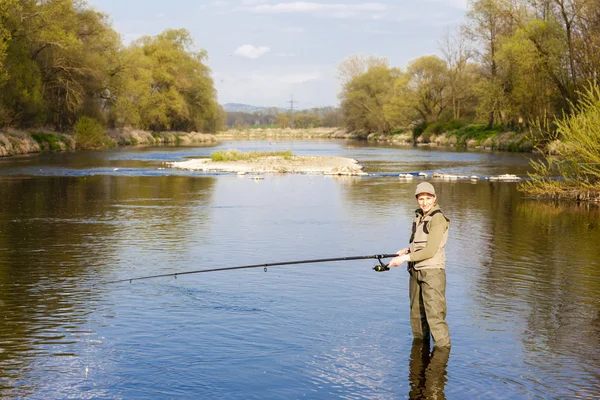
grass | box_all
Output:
[29,132,62,151]
[447,124,503,146]
[211,149,293,162]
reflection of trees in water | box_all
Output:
[469,191,600,376]
[0,175,216,396]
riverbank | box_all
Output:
[0,126,536,158]
[215,127,368,140]
[0,128,217,157]
[217,127,533,152]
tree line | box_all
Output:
[227,107,343,129]
[0,0,224,133]
[339,0,600,143]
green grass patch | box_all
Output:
[211,149,293,162]
[174,134,183,146]
[447,124,503,146]
[423,120,463,136]
[389,128,406,136]
[29,132,62,151]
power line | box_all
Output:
[288,95,297,128]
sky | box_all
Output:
[86,0,469,109]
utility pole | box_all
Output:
[288,95,297,129]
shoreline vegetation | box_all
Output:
[219,126,533,152]
[0,128,217,157]
[0,125,533,158]
[2,124,599,202]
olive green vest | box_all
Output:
[409,206,450,270]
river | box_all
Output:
[0,141,599,399]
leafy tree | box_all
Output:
[113,29,219,132]
[337,53,389,85]
[406,55,450,123]
[465,0,515,127]
[275,113,289,129]
[0,0,19,85]
[339,65,399,133]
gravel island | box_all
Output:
[167,155,367,175]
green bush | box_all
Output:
[423,119,463,135]
[30,132,62,151]
[389,128,406,136]
[74,117,111,149]
[520,83,600,200]
[412,122,427,139]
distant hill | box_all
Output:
[222,103,286,113]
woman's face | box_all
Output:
[417,193,436,214]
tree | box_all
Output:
[339,65,399,133]
[439,27,474,119]
[113,29,220,132]
[337,53,390,85]
[0,0,122,129]
[405,55,450,123]
[322,108,343,127]
[0,0,19,85]
[465,0,515,127]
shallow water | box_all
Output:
[0,141,599,399]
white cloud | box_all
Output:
[234,44,271,59]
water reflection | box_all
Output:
[408,340,450,400]
[1,143,600,398]
[0,174,216,397]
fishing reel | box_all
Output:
[372,258,390,272]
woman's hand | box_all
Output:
[389,253,411,267]
[397,248,409,256]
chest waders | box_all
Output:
[408,207,451,348]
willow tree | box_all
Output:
[0,0,121,129]
[113,29,220,132]
[339,65,399,133]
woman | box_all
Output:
[389,182,451,348]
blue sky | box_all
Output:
[86,0,468,109]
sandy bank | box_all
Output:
[167,155,367,175]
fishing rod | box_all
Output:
[97,253,397,285]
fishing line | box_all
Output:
[96,253,398,285]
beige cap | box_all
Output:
[415,182,436,197]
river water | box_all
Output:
[0,141,598,399]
